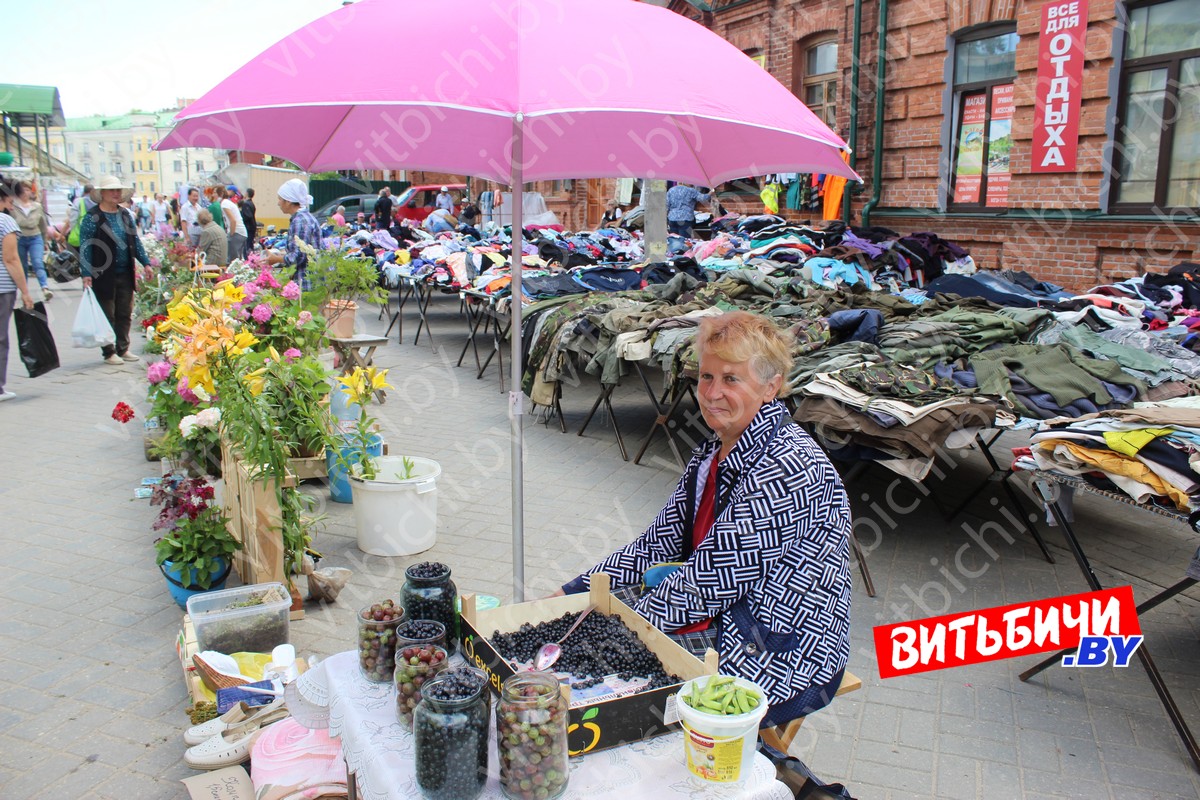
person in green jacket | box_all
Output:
[207,186,226,231]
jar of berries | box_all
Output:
[394,640,449,731]
[413,667,490,800]
[497,671,569,800]
[356,600,406,682]
[401,562,458,653]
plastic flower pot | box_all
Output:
[349,456,442,556]
[327,433,384,503]
[160,557,231,610]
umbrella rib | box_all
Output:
[175,100,514,121]
[306,106,357,170]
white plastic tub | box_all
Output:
[349,456,442,556]
[675,675,770,785]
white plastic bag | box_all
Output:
[71,287,116,348]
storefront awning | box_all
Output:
[0,84,66,127]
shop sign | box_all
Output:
[1031,0,1089,172]
[986,84,1015,208]
[953,92,988,204]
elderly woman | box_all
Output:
[0,178,35,401]
[556,311,852,724]
[267,179,322,288]
[80,175,151,366]
[195,209,228,268]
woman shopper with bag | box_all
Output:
[79,175,150,366]
[0,178,36,401]
[11,181,52,300]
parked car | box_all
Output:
[311,193,380,224]
[392,184,467,222]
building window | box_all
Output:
[173,160,183,173]
[1111,0,1200,210]
[114,142,121,154]
[797,40,839,129]
[148,159,154,171]
[949,28,1018,209]
[83,142,90,155]
[744,48,766,69]
[68,143,74,156]
[195,160,204,173]
[150,181,156,192]
[137,140,142,151]
[100,163,107,174]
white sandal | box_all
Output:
[184,698,284,746]
[184,706,290,770]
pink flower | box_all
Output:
[296,310,313,328]
[150,257,161,268]
[177,378,201,406]
[146,361,172,384]
[281,281,301,301]
[252,303,274,323]
[241,282,259,301]
[255,269,281,289]
[283,347,302,362]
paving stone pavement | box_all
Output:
[1,283,1198,799]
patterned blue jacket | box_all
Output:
[565,400,852,705]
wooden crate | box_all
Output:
[177,614,207,705]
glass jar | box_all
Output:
[357,600,407,682]
[396,619,448,652]
[414,667,490,800]
[394,642,450,731]
[401,562,459,654]
[497,671,570,800]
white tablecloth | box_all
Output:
[321,650,790,800]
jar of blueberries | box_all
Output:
[357,600,407,682]
[413,667,490,800]
[497,671,570,800]
[401,562,458,653]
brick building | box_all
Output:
[668,0,1200,291]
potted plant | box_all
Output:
[326,366,388,502]
[152,475,241,609]
[178,407,223,478]
[297,240,388,339]
[335,367,444,556]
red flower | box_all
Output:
[111,402,135,424]
[141,314,168,330]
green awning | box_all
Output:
[0,84,66,127]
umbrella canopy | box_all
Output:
[159,0,855,184]
[158,0,857,602]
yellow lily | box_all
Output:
[243,366,268,397]
[368,367,391,393]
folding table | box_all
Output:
[328,334,391,403]
[457,288,510,391]
[1023,470,1200,772]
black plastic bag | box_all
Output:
[14,302,60,378]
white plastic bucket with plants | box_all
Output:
[675,674,770,785]
[349,456,442,556]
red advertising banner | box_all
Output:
[873,586,1142,678]
[1031,0,1089,172]
[953,92,988,204]
[986,84,1014,208]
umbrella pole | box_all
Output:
[509,115,526,603]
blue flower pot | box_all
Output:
[327,433,384,503]
[161,557,231,610]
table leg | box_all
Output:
[386,283,413,344]
[1022,478,1200,773]
[346,765,357,800]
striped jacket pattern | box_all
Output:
[566,400,852,706]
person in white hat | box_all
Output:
[267,178,322,288]
[80,175,150,366]
[435,186,454,213]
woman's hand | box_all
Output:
[544,588,565,599]
[82,277,92,289]
[20,290,33,310]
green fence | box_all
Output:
[309,178,410,210]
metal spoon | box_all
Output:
[534,605,596,671]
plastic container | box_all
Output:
[187,582,290,655]
[327,432,383,503]
[350,456,441,556]
[414,667,490,800]
[394,642,450,730]
[498,671,570,800]
[401,563,458,653]
[676,675,770,785]
[357,601,407,682]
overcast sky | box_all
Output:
[6,0,344,118]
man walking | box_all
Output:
[373,187,393,231]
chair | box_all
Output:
[758,671,862,754]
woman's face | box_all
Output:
[17,184,30,200]
[697,352,781,443]
[101,188,123,205]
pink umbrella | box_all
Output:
[158,0,857,599]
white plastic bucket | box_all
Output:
[349,456,441,556]
[676,675,770,785]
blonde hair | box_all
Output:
[696,311,793,389]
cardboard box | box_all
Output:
[460,573,717,756]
